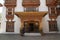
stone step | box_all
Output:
[24,33,41,36]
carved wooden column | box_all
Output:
[20,19,24,31]
[39,19,44,35]
[4,0,16,32]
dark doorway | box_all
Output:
[24,21,39,33]
[29,23,34,32]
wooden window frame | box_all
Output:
[48,21,58,32]
[24,7,39,12]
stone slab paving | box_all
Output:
[0,34,60,40]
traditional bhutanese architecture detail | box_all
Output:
[22,0,40,7]
[4,0,16,32]
[15,0,47,36]
[46,0,60,31]
[1,0,60,35]
[56,0,60,5]
[46,0,57,6]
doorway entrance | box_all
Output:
[24,21,39,33]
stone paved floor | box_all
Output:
[0,34,60,40]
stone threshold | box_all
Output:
[24,33,41,36]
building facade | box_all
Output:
[0,0,60,35]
